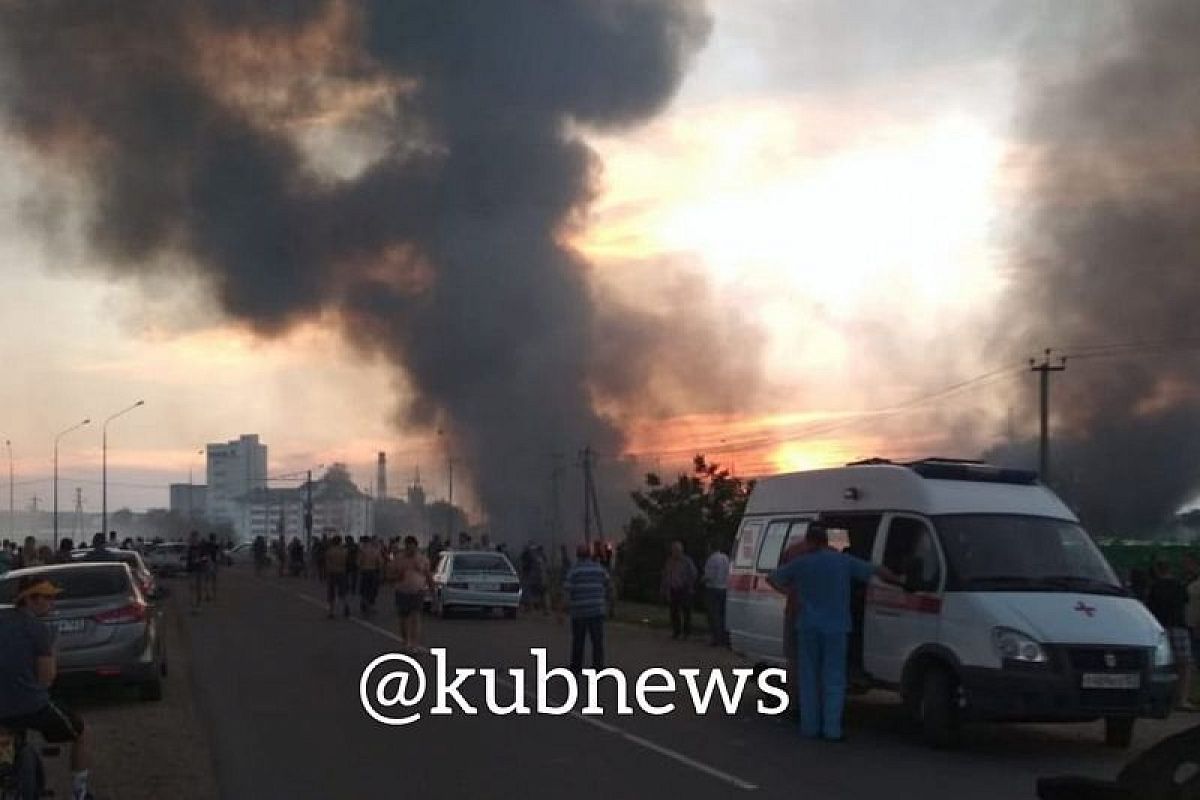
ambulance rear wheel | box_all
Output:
[1104,716,1135,748]
[918,667,960,748]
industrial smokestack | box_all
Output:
[376,451,387,501]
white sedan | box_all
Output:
[430,550,522,619]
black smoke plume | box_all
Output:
[0,1,717,539]
[991,1,1200,535]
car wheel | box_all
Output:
[917,667,960,749]
[140,674,164,702]
[1104,716,1135,748]
[503,607,517,620]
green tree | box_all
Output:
[619,455,753,603]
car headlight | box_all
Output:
[1154,631,1174,667]
[992,627,1048,664]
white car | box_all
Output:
[143,542,188,577]
[431,550,522,619]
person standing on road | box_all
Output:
[768,523,900,741]
[56,538,75,564]
[202,533,221,602]
[1147,558,1195,710]
[0,577,93,800]
[1185,552,1200,705]
[387,536,432,650]
[660,541,698,640]
[358,536,383,616]
[345,535,360,598]
[702,542,731,647]
[312,536,327,583]
[564,543,611,671]
[17,535,43,569]
[778,534,812,715]
[325,535,350,619]
[185,530,209,613]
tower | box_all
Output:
[376,452,388,500]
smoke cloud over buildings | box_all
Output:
[0,2,739,538]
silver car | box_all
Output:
[70,548,158,600]
[0,562,167,700]
[431,550,522,619]
[143,542,188,577]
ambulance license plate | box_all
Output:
[1081,673,1140,689]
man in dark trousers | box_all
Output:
[660,540,698,639]
[768,523,900,741]
[0,577,93,799]
[563,543,611,671]
[1147,558,1193,710]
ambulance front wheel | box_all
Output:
[917,667,961,749]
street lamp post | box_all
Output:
[5,439,12,540]
[54,418,91,548]
[102,400,145,538]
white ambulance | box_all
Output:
[727,458,1175,748]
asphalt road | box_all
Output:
[183,567,1195,800]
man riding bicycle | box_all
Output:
[0,577,92,799]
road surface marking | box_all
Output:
[281,583,758,791]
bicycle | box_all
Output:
[0,725,57,800]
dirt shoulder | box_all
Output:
[45,594,219,800]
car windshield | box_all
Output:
[452,554,514,575]
[0,566,132,603]
[936,515,1124,594]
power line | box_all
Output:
[617,361,1027,462]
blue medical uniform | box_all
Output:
[770,548,874,739]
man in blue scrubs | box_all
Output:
[769,523,900,741]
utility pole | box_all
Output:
[579,446,604,546]
[304,469,313,550]
[1030,349,1067,485]
[5,439,12,540]
[549,452,563,557]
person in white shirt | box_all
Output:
[703,542,732,647]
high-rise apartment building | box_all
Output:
[206,434,268,540]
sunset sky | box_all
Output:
[0,1,1125,515]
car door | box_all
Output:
[743,518,817,661]
[726,519,764,653]
[863,513,944,683]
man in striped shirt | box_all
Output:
[563,543,612,672]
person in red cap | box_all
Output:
[0,576,93,799]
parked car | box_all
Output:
[143,542,188,577]
[430,550,521,618]
[71,547,158,601]
[0,562,167,700]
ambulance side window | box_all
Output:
[783,522,808,555]
[733,521,762,569]
[882,516,941,591]
[755,521,790,572]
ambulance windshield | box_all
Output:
[936,515,1125,595]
